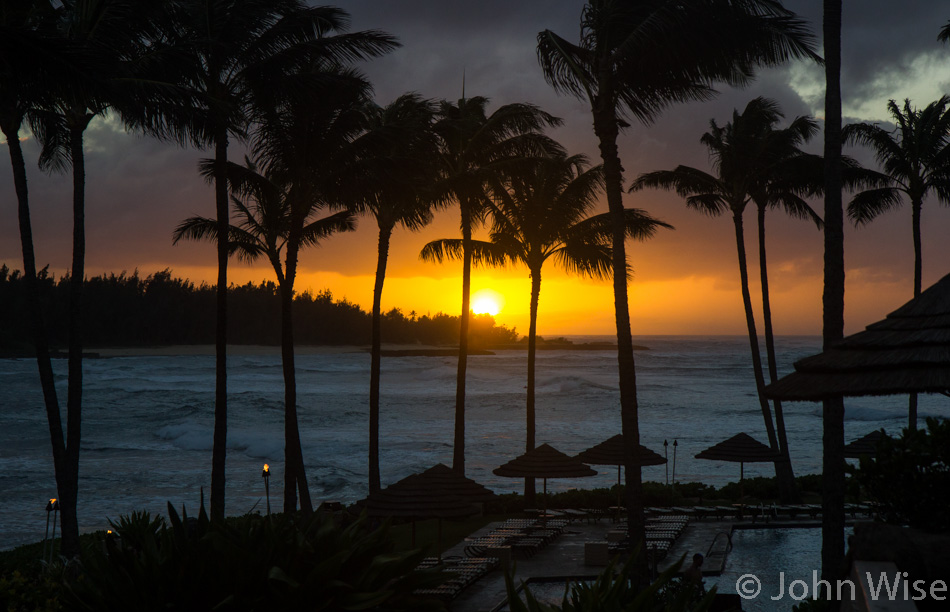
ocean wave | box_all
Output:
[536,374,615,393]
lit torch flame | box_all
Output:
[262,464,269,477]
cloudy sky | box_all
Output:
[2,1,950,336]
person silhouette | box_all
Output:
[683,553,705,593]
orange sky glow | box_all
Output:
[3,2,950,339]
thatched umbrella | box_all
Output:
[695,433,779,501]
[764,273,950,402]
[416,463,497,503]
[493,443,596,515]
[844,430,889,460]
[359,470,481,559]
[574,435,666,510]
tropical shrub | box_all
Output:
[65,504,446,611]
[503,555,716,612]
[852,418,950,532]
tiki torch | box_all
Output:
[671,440,678,501]
[262,464,271,515]
[45,498,59,563]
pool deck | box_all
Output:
[447,516,833,611]
[448,519,612,612]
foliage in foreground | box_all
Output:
[65,505,445,611]
[852,418,950,533]
[504,554,717,612]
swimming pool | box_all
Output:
[705,527,854,612]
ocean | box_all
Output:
[0,335,937,551]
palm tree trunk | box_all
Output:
[211,128,229,521]
[821,0,847,589]
[453,205,473,475]
[593,106,645,563]
[909,199,922,430]
[525,267,541,504]
[282,234,312,514]
[60,125,88,557]
[731,210,780,453]
[3,120,69,554]
[369,226,393,492]
[912,200,922,297]
[756,204,798,503]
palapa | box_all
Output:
[843,430,889,459]
[416,463,497,503]
[574,435,667,467]
[765,273,950,401]
[575,435,665,512]
[494,443,597,479]
[494,443,595,516]
[360,472,479,519]
[695,433,779,501]
[359,470,481,558]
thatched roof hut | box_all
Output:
[765,273,950,401]
[843,430,889,459]
[574,435,666,467]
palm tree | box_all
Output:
[428,96,562,476]
[346,93,440,493]
[481,153,671,504]
[154,1,396,520]
[537,0,819,548]
[23,0,178,555]
[843,97,950,429]
[0,0,94,558]
[821,0,846,588]
[632,98,821,502]
[174,154,356,513]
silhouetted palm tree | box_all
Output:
[347,93,440,492]
[24,0,178,555]
[633,98,821,503]
[844,97,950,430]
[537,0,818,548]
[939,20,950,43]
[156,1,396,519]
[483,153,671,503]
[0,0,93,558]
[175,152,356,513]
[821,0,846,587]
[845,97,950,298]
[426,96,562,476]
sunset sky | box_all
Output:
[2,1,950,337]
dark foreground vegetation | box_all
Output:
[0,474,837,612]
[2,429,944,612]
[0,266,518,352]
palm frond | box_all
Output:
[299,210,357,247]
[847,188,904,225]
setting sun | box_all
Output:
[471,288,505,316]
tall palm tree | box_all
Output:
[0,0,95,558]
[537,0,819,549]
[843,97,950,429]
[23,0,178,555]
[480,153,671,503]
[154,1,396,520]
[632,98,820,502]
[821,0,846,588]
[347,93,440,493]
[428,96,562,476]
[174,154,356,513]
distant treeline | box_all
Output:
[0,266,519,351]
